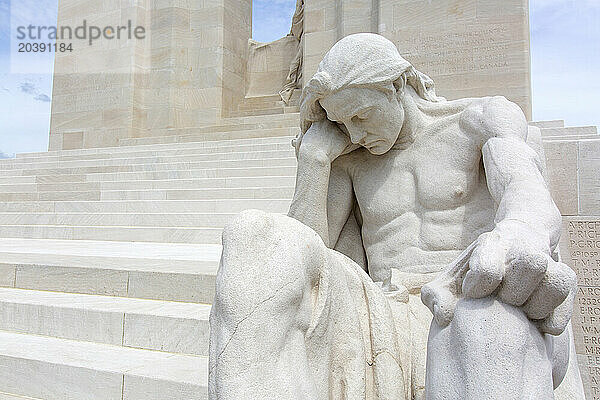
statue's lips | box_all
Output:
[362,138,386,149]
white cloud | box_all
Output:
[16,79,51,102]
[9,0,58,29]
[8,0,58,74]
[0,0,8,40]
[19,81,36,94]
[0,72,52,154]
[34,93,50,102]
[531,0,600,11]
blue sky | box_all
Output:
[0,0,598,157]
[0,0,57,158]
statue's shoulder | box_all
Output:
[459,96,528,142]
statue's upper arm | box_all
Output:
[461,97,546,201]
[461,96,528,143]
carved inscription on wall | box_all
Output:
[565,219,600,400]
[388,26,513,77]
[376,0,531,117]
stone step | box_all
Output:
[0,166,298,185]
[14,141,295,163]
[237,102,291,113]
[0,392,41,399]
[238,100,300,111]
[237,95,288,112]
[1,258,216,303]
[0,193,38,202]
[0,224,224,244]
[194,120,297,134]
[153,126,299,143]
[0,213,241,228]
[0,150,296,171]
[218,110,299,124]
[0,167,296,184]
[119,125,299,146]
[0,157,297,177]
[0,199,292,213]
[0,186,295,202]
[0,288,211,356]
[529,120,565,129]
[0,177,36,185]
[99,186,294,200]
[20,135,295,159]
[229,105,300,118]
[540,126,598,137]
[116,113,299,147]
[542,134,600,142]
[188,116,299,134]
[0,331,207,400]
[0,238,220,303]
[0,176,296,193]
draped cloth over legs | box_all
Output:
[306,249,408,400]
[209,211,408,400]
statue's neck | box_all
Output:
[392,88,476,150]
[394,90,427,149]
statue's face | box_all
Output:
[320,87,404,155]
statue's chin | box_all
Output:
[367,142,393,155]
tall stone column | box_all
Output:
[49,0,148,150]
[49,0,251,150]
[302,0,379,84]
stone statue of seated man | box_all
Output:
[208,33,585,400]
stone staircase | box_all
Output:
[229,91,302,118]
[0,114,299,399]
[532,119,599,141]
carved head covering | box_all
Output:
[299,33,443,135]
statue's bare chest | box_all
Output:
[346,128,485,221]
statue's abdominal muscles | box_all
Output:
[339,124,496,280]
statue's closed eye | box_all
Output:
[356,108,373,120]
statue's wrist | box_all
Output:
[493,220,550,253]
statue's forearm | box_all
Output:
[483,137,562,253]
[493,181,562,253]
[288,152,332,246]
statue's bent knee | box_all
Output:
[209,210,325,399]
[214,210,324,311]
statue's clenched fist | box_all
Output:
[422,229,577,335]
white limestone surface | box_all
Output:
[0,331,207,400]
[0,238,221,260]
[0,238,222,303]
[0,287,211,355]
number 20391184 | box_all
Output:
[18,43,73,52]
